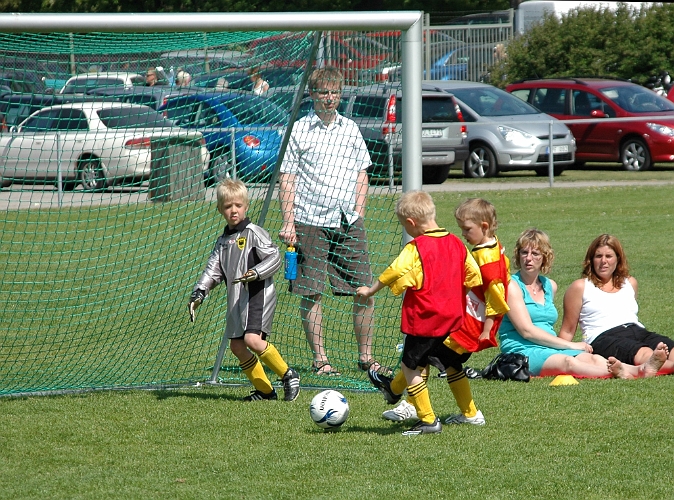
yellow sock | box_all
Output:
[240,354,274,394]
[446,367,478,418]
[258,343,289,378]
[391,370,407,396]
[407,380,435,423]
[421,365,429,384]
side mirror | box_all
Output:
[590,109,607,118]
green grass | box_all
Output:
[1,177,674,499]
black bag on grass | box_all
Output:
[473,353,531,382]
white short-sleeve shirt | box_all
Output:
[280,111,371,228]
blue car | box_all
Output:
[427,44,496,82]
[159,92,288,184]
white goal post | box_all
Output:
[0,11,424,190]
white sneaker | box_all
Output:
[444,410,486,426]
[382,400,418,422]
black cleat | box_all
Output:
[243,389,278,401]
[282,367,301,402]
[368,368,401,405]
[401,417,442,436]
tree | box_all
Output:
[490,3,674,87]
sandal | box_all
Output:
[311,361,341,377]
[357,358,393,378]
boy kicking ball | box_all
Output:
[188,179,300,402]
[357,191,481,436]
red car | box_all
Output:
[507,78,674,171]
[247,32,393,85]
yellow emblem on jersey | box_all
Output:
[237,237,246,250]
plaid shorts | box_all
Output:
[290,218,372,296]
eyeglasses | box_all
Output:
[519,249,543,259]
[313,89,341,96]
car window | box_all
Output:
[396,96,460,123]
[351,96,386,118]
[6,104,44,127]
[600,85,674,113]
[533,88,566,114]
[452,87,539,116]
[510,88,532,103]
[54,109,88,131]
[164,99,198,126]
[571,90,614,117]
[194,103,219,127]
[21,109,60,132]
[97,107,174,128]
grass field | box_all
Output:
[1,169,674,499]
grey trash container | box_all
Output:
[149,138,205,202]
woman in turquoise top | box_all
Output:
[499,229,660,378]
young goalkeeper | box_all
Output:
[369,197,509,426]
[356,190,481,436]
[188,179,300,402]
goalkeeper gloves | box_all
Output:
[188,289,207,323]
[232,269,258,284]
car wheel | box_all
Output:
[206,153,234,187]
[535,166,564,176]
[78,158,107,191]
[464,144,497,178]
[422,163,451,185]
[620,138,651,171]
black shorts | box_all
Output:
[428,345,472,373]
[401,334,449,371]
[590,323,674,364]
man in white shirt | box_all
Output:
[279,66,385,377]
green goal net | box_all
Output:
[0,28,407,396]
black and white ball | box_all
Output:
[309,390,349,429]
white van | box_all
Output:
[515,1,647,35]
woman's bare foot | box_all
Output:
[639,342,669,378]
[607,357,636,379]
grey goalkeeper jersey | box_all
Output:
[194,218,281,339]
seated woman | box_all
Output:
[499,229,667,379]
[559,234,674,374]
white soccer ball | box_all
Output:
[309,390,349,430]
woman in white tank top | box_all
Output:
[560,234,674,374]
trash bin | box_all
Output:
[148,138,205,202]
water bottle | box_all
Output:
[284,246,297,280]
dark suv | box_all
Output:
[507,78,674,171]
[294,83,468,184]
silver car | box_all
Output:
[423,81,576,178]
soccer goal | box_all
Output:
[0,12,423,396]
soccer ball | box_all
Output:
[309,390,349,429]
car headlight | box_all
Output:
[646,122,674,137]
[498,125,536,147]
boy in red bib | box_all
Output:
[357,191,481,436]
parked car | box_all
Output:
[158,50,250,77]
[247,32,394,85]
[423,81,576,177]
[335,83,469,184]
[507,78,674,171]
[0,102,209,191]
[159,92,287,184]
[87,85,193,110]
[192,67,304,92]
[0,70,48,94]
[60,72,147,95]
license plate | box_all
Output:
[422,129,443,138]
[546,145,569,154]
